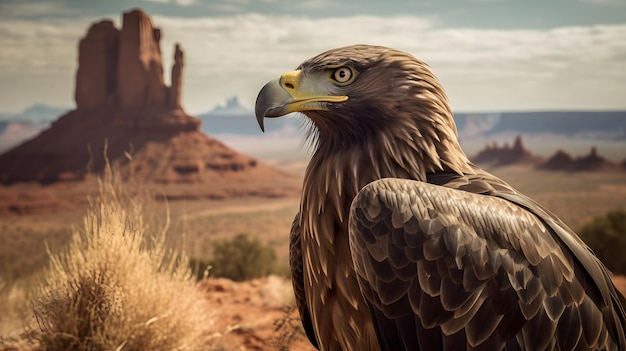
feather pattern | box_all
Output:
[350,177,625,350]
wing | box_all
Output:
[289,212,320,349]
[349,177,626,351]
[429,170,626,342]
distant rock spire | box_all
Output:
[74,9,183,111]
[472,135,541,167]
[75,20,119,109]
[512,135,524,152]
[117,9,166,109]
[169,43,184,108]
[541,146,616,171]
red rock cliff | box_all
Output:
[75,20,119,109]
[0,9,300,198]
[117,10,167,108]
[75,9,183,111]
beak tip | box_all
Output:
[255,112,265,132]
[256,118,265,133]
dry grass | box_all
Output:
[0,278,33,345]
[27,165,210,350]
[271,305,308,351]
[174,198,299,265]
[488,167,626,229]
[0,226,72,281]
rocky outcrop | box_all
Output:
[0,9,300,198]
[117,9,167,109]
[75,20,119,109]
[540,150,574,171]
[541,147,619,172]
[168,44,184,108]
[472,135,543,167]
[75,9,183,111]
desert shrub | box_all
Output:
[30,165,209,351]
[271,305,308,351]
[578,210,626,275]
[209,234,279,281]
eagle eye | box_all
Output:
[331,66,354,84]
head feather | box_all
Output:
[299,44,472,178]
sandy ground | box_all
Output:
[199,277,316,351]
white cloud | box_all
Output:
[174,0,198,6]
[153,15,626,112]
[141,0,198,5]
[0,14,120,111]
[0,2,85,18]
[0,13,625,113]
[0,17,90,74]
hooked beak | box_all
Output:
[254,70,348,132]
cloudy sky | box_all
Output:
[0,0,625,115]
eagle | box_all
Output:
[254,45,626,351]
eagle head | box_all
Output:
[255,44,469,174]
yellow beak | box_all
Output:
[254,70,348,132]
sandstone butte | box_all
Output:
[0,9,300,199]
[472,135,543,167]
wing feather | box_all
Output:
[288,213,319,349]
[349,177,625,350]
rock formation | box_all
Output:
[472,135,543,167]
[75,9,177,111]
[541,147,618,172]
[75,20,119,109]
[117,10,167,109]
[576,147,607,170]
[169,44,184,108]
[0,9,300,198]
[540,150,574,171]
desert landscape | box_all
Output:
[1,7,626,351]
[1,166,626,350]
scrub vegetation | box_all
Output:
[28,165,210,350]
